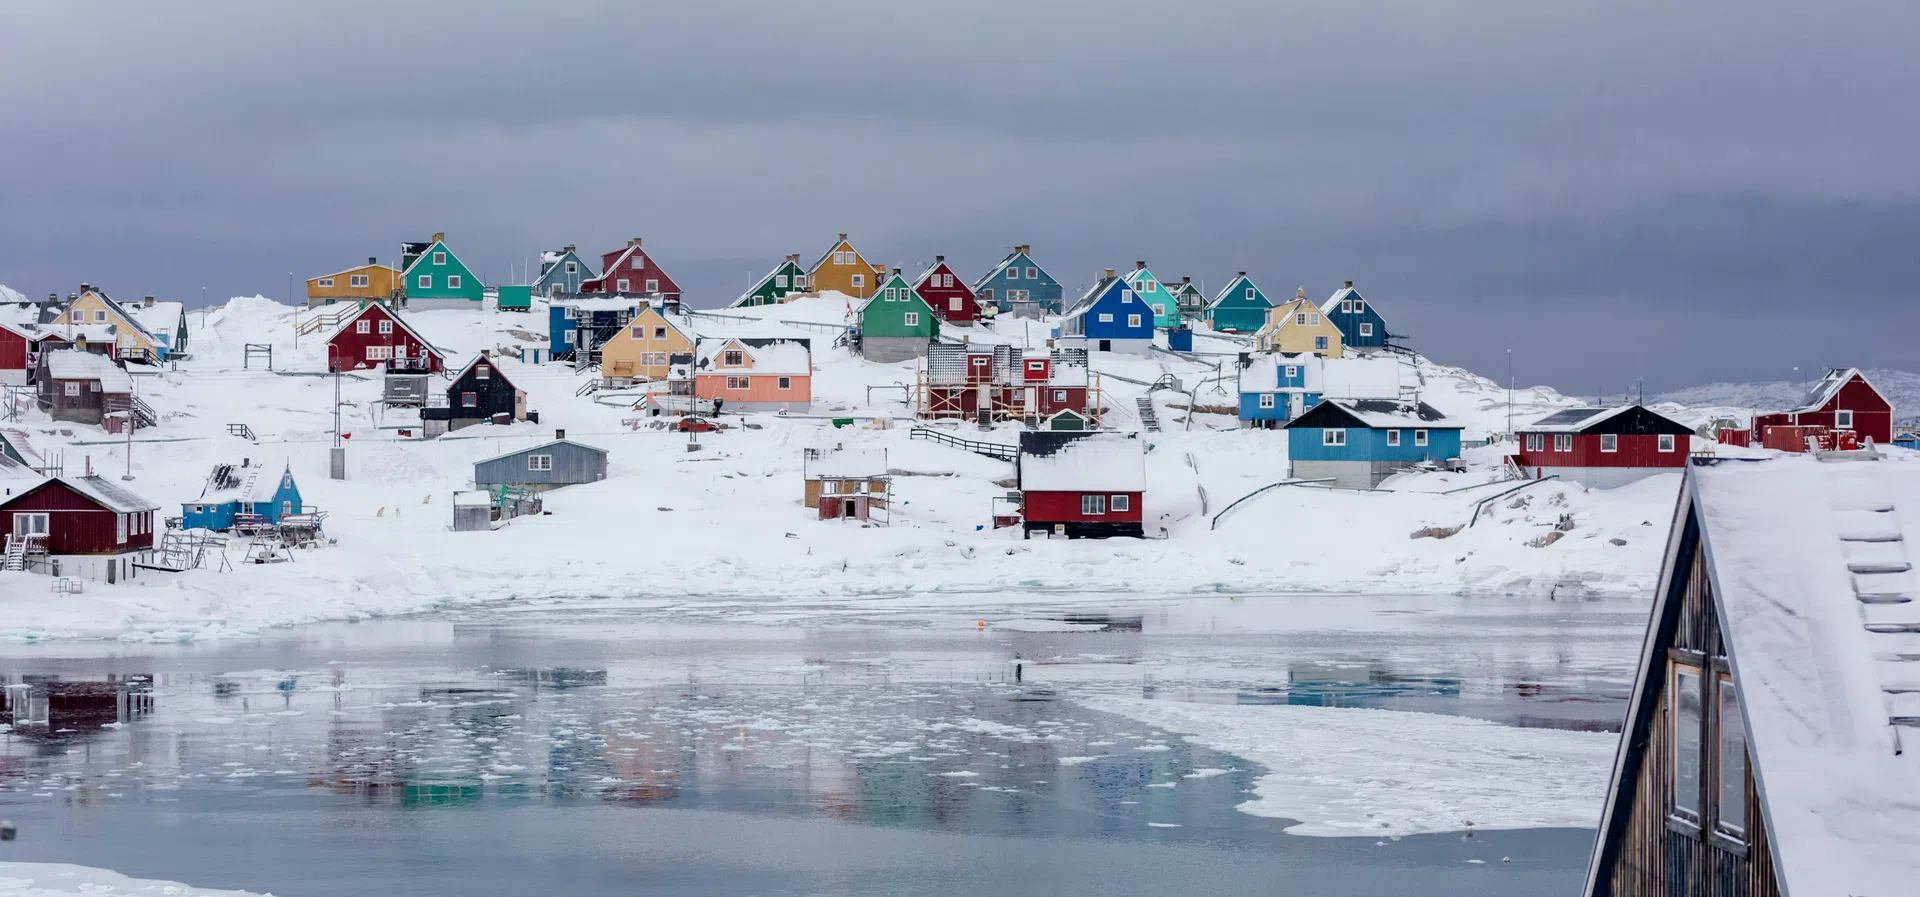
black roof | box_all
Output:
[1521,404,1692,436]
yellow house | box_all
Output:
[598,304,694,384]
[59,287,162,363]
[1255,290,1345,357]
[307,258,401,308]
[808,233,886,299]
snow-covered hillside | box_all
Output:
[0,294,1733,640]
[1654,368,1920,423]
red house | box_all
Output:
[1751,368,1892,450]
[1017,432,1145,539]
[324,304,444,373]
[0,321,32,386]
[914,256,979,324]
[0,475,158,584]
[580,238,682,304]
[1511,405,1693,489]
[917,343,1096,423]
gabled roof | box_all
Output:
[810,236,867,273]
[449,354,520,391]
[63,475,159,513]
[1062,274,1125,320]
[1287,398,1457,430]
[1318,285,1365,315]
[126,301,184,340]
[198,462,294,503]
[1208,274,1272,311]
[1522,404,1692,435]
[627,305,693,343]
[531,249,583,287]
[969,247,1052,291]
[1018,433,1147,492]
[0,428,46,469]
[692,336,812,376]
[858,274,935,315]
[582,244,679,295]
[76,289,159,345]
[737,257,808,304]
[399,239,466,277]
[42,349,133,391]
[1607,458,1920,896]
[475,439,608,467]
[1237,354,1405,397]
[803,448,888,479]
[1121,265,1167,295]
[1785,367,1888,415]
[0,320,36,343]
[309,262,399,282]
[328,304,443,356]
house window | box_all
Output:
[1098,314,1113,323]
[723,350,744,366]
[72,310,84,323]
[1359,323,1374,337]
[1258,394,1275,409]
[1600,433,1619,452]
[1284,365,1298,378]
[1121,290,1133,303]
[13,512,49,536]
[366,346,391,360]
[1353,300,1365,313]
[633,256,646,270]
[950,297,964,311]
[1127,315,1141,327]
[419,275,432,289]
[378,320,393,334]
[653,327,667,339]
[1025,267,1037,279]
[476,364,490,379]
[1296,313,1307,326]
[1111,494,1130,512]
[563,306,576,319]
[1053,389,1066,402]
[1716,674,1747,838]
[617,279,630,292]
[1310,313,1320,325]
[1415,429,1429,446]
[1555,434,1573,452]
[116,513,128,543]
[775,275,788,288]
[1152,304,1165,315]
[462,392,477,407]
[834,252,847,265]
[1315,337,1328,350]
[1671,662,1704,824]
[356,320,371,334]
[318,278,335,288]
[351,274,370,288]
[1659,434,1676,452]
[528,454,553,471]
[1028,361,1045,371]
[726,376,749,390]
[566,261,578,274]
[1341,300,1353,313]
[1836,409,1854,429]
[1245,288,1255,299]
[1081,494,1106,515]
[631,326,645,339]
[95,310,107,323]
[447,275,461,289]
[793,275,806,290]
[777,376,791,390]
[645,279,659,293]
[1323,428,1347,446]
[904,312,919,326]
[433,252,446,265]
[851,274,864,289]
[1006,267,1019,280]
[64,382,79,396]
[1387,429,1401,446]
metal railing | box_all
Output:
[1210,478,1337,530]
[908,427,1017,461]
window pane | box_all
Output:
[1674,666,1703,820]
[1718,678,1747,834]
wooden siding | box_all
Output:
[65,293,158,355]
[0,480,155,555]
[693,372,811,406]
[307,264,400,304]
[326,305,443,373]
[1752,375,1894,445]
[809,239,885,299]
[1517,433,1688,470]
[1600,537,1780,897]
[0,326,29,373]
[472,442,607,488]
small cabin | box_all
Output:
[472,431,608,493]
[1283,399,1462,488]
[423,352,528,437]
[35,349,145,428]
[452,491,493,531]
[1513,405,1694,488]
[0,475,158,583]
[1583,456,1920,897]
[1751,368,1893,450]
[803,447,890,524]
[1017,432,1146,539]
[182,461,303,531]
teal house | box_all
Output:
[532,246,592,297]
[1166,277,1206,323]
[1284,399,1462,489]
[856,268,940,362]
[1122,262,1180,329]
[401,233,485,309]
[1207,272,1275,333]
[182,462,304,531]
[970,245,1062,315]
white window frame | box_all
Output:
[528,454,553,472]
[1387,429,1401,446]
[72,310,84,323]
[1283,365,1298,378]
[433,252,446,266]
[95,310,107,323]
[447,275,462,290]
[378,319,393,334]
[903,312,920,327]
[723,350,744,366]
[1555,433,1573,452]
[350,274,370,288]
[418,274,432,289]
[633,256,646,271]
[851,274,865,289]
[476,363,490,379]
[1836,409,1854,429]
[1052,389,1067,402]
[356,320,371,334]
[1111,494,1130,513]
[1025,267,1037,279]
[1415,429,1429,447]
[1296,313,1307,326]
[950,297,965,311]
[13,512,49,536]
[1323,428,1347,446]
[617,279,631,292]
[1258,394,1275,409]
[1127,314,1141,327]
[565,261,578,274]
[645,279,659,293]
[1081,494,1106,516]
[318,277,335,288]
[653,326,667,339]
[1098,313,1113,323]
[775,274,788,288]
[116,512,128,544]
[64,381,80,397]
[1670,662,1704,825]
[1359,323,1374,337]
[1600,433,1619,452]
[726,376,750,390]
[1659,434,1676,452]
[777,376,792,390]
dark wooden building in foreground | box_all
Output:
[1584,455,1918,897]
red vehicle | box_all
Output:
[676,416,715,432]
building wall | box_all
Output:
[1286,459,1380,490]
[402,241,484,305]
[65,293,158,356]
[1525,465,1678,490]
[861,336,930,363]
[861,287,940,340]
[974,254,1062,313]
[739,261,809,307]
[810,241,885,298]
[585,245,682,299]
[307,265,399,305]
[916,264,979,324]
[1207,279,1272,333]
[473,445,608,488]
[0,328,29,378]
[1256,301,1346,357]
[694,373,811,410]
[438,359,526,425]
[0,481,155,554]
[1287,427,1464,464]
[1517,433,1688,470]
[533,253,591,297]
[1326,300,1388,349]
[1752,378,1894,445]
[326,306,442,373]
[599,309,693,382]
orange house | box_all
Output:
[807,233,885,299]
[307,259,401,308]
[687,337,812,412]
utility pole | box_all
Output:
[291,272,299,348]
[1506,348,1513,442]
[329,370,346,480]
[122,374,136,480]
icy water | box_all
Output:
[0,594,1643,896]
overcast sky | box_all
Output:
[2,1,1915,393]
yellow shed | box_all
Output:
[808,233,886,299]
[598,304,694,385]
[1255,291,1345,358]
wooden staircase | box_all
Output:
[3,535,30,571]
[297,305,357,335]
[1135,396,1161,432]
[1834,498,1920,749]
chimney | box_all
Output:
[368,256,378,267]
[479,349,489,359]
[1134,261,1146,270]
[1018,245,1030,255]
[432,233,445,243]
[1181,276,1191,285]
[838,233,848,242]
[935,255,945,263]
[787,254,799,263]
[1104,268,1115,279]
[80,282,91,294]
[143,295,155,308]
[1297,287,1306,299]
[563,245,575,253]
[555,429,566,440]
[892,267,901,275]
[629,237,642,247]
[1237,271,1247,278]
[1344,280,1354,289]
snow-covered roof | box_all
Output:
[1062,274,1123,319]
[1020,434,1147,492]
[127,301,184,340]
[1525,406,1628,433]
[1207,275,1266,311]
[199,462,290,503]
[1295,398,1458,429]
[0,319,36,342]
[970,247,1037,291]
[554,297,642,313]
[1686,457,1920,895]
[328,305,442,355]
[1237,354,1405,398]
[1318,285,1361,315]
[453,490,492,508]
[804,448,888,479]
[693,337,812,376]
[309,262,397,282]
[67,475,158,513]
[82,290,159,345]
[475,439,608,467]
[1784,367,1884,415]
[1238,353,1310,393]
[0,428,46,468]
[540,251,566,265]
[43,350,133,391]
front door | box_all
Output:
[976,384,991,413]
[843,499,858,519]
[1023,387,1037,412]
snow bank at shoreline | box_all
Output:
[0,863,272,896]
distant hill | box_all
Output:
[0,283,26,305]
[1653,368,1920,422]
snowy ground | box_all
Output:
[0,293,1773,641]
[0,864,271,897]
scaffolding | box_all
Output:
[912,343,1104,427]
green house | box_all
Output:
[735,254,810,307]
[401,233,485,308]
[857,270,940,362]
[1123,262,1181,329]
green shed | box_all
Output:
[496,285,532,311]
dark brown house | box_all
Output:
[35,349,150,428]
[422,351,527,437]
[1584,456,1918,897]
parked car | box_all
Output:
[676,416,716,433]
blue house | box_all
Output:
[1284,398,1462,488]
[1059,268,1155,355]
[547,297,639,359]
[182,462,303,531]
[1320,281,1394,351]
[1237,354,1409,429]
[532,245,593,298]
[971,245,1063,315]
[1207,272,1275,333]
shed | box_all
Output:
[1016,432,1145,539]
[452,491,493,531]
[1513,405,1693,489]
[182,460,304,531]
[1583,456,1920,897]
[496,285,532,311]
[1044,408,1090,431]
[802,447,890,523]
[472,430,609,493]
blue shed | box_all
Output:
[1284,398,1462,488]
[182,462,303,531]
[971,245,1064,315]
[1059,268,1155,355]
[1207,273,1275,333]
[1320,281,1394,351]
[473,432,609,493]
[532,246,593,298]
